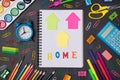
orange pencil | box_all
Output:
[8,63,19,80]
[97,59,109,80]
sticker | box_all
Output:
[10,8,19,16]
[0,5,4,14]
[17,1,25,10]
[23,0,32,4]
[4,14,13,22]
[0,20,6,30]
[86,35,95,44]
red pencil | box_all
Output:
[97,59,109,80]
[29,69,37,80]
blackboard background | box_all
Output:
[0,0,120,80]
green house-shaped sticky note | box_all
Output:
[45,13,59,30]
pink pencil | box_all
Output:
[22,65,34,80]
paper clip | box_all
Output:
[75,2,82,8]
[6,39,16,44]
[116,58,120,66]
[0,65,7,72]
[1,32,11,38]
[93,20,100,28]
[63,4,73,8]
[27,11,36,17]
[85,22,92,31]
[0,57,9,61]
[32,50,36,60]
[111,70,120,78]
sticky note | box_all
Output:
[56,30,70,47]
[45,13,59,30]
[66,12,80,29]
[102,50,112,61]
[78,71,87,76]
[63,74,71,80]
[109,11,118,21]
[86,35,95,44]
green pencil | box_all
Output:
[88,69,96,80]
[32,70,40,80]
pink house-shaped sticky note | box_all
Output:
[66,12,80,29]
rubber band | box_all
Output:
[111,70,120,78]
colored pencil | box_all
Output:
[19,64,31,80]
[46,71,55,80]
[88,50,105,80]
[39,71,46,80]
[26,69,33,80]
[8,63,19,80]
[97,59,109,80]
[88,69,96,80]
[16,64,27,80]
[35,71,42,80]
[97,52,112,80]
[22,65,34,80]
[32,70,40,80]
[29,69,37,80]
[11,58,24,80]
[87,59,99,80]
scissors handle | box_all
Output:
[88,10,108,19]
[91,3,108,11]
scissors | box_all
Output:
[88,3,120,20]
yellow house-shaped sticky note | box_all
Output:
[45,13,59,30]
[56,30,70,47]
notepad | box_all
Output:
[38,10,83,68]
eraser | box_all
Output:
[102,50,112,61]
[2,46,19,54]
[63,74,71,80]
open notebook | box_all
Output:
[38,10,83,68]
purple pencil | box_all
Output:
[97,52,112,80]
[88,50,105,80]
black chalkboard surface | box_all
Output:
[0,0,120,80]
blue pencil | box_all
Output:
[16,64,27,80]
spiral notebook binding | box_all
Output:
[38,10,42,67]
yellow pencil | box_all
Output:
[19,64,31,80]
[87,59,99,80]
